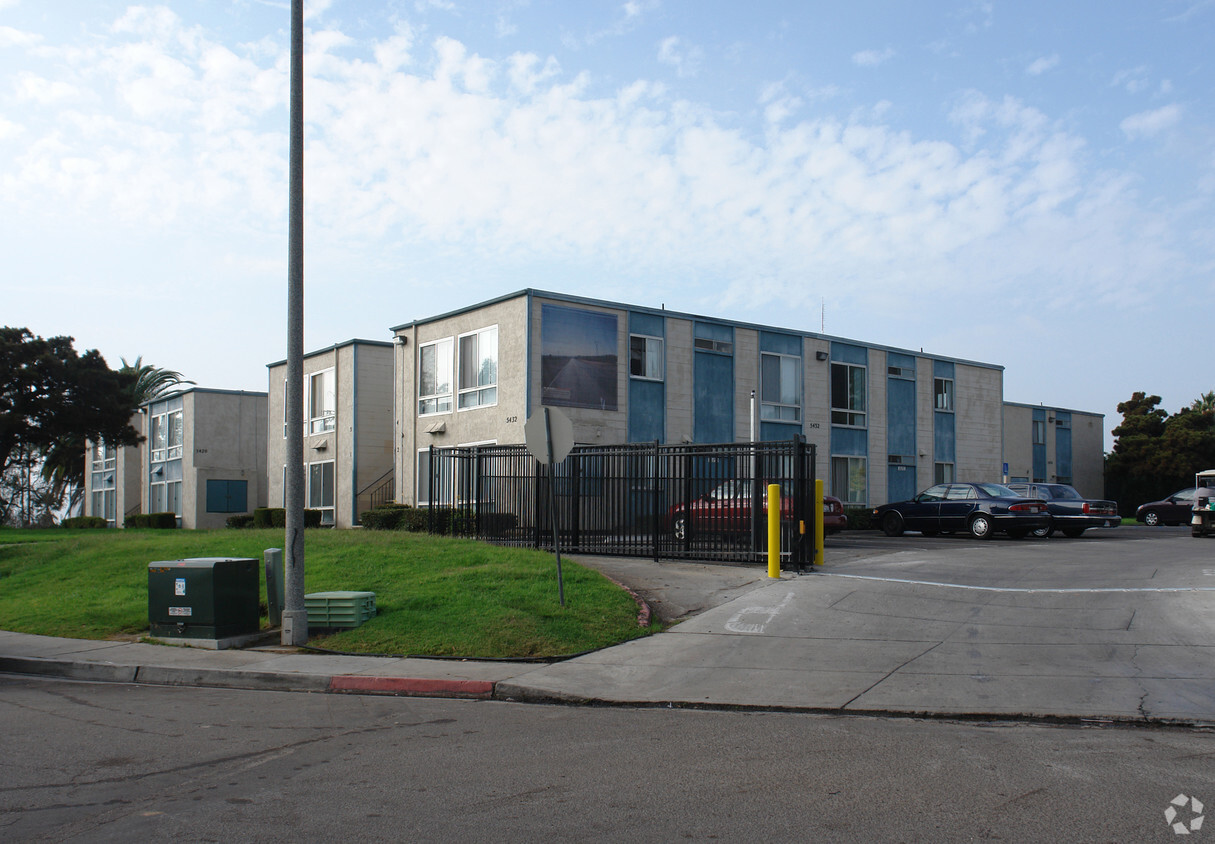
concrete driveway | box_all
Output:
[504,527,1215,723]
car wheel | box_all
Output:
[1062,527,1086,538]
[968,514,994,540]
[1143,510,1160,527]
[1030,526,1054,538]
[673,516,686,541]
[882,512,905,537]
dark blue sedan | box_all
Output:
[872,482,1050,540]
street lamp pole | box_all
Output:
[282,0,307,646]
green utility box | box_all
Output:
[148,558,260,639]
[305,591,377,629]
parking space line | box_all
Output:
[819,573,1215,594]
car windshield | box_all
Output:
[1046,485,1083,500]
[977,483,1019,498]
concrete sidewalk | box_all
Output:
[3,541,1213,726]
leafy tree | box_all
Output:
[1106,391,1215,514]
[0,328,142,516]
[1192,390,1215,414]
[38,355,193,516]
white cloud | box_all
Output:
[1120,104,1182,138]
[14,72,78,103]
[0,25,41,48]
[1025,54,1059,76]
[657,36,703,78]
[852,48,894,67]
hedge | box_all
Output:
[253,507,325,528]
[359,506,517,535]
[124,512,178,529]
[61,516,108,529]
[843,506,873,531]
[226,514,255,529]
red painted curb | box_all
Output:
[329,675,494,699]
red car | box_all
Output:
[669,479,847,539]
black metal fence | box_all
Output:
[425,437,817,565]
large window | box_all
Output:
[831,456,868,504]
[150,479,182,519]
[760,352,801,422]
[308,460,335,525]
[150,409,183,462]
[419,338,453,415]
[934,378,954,411]
[935,462,955,484]
[458,326,498,410]
[630,335,664,380]
[90,442,117,524]
[831,363,866,427]
[308,369,336,434]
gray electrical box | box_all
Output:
[148,557,260,640]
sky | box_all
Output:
[2,1,1212,452]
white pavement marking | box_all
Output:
[820,573,1215,594]
[725,591,796,634]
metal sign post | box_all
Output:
[524,407,574,607]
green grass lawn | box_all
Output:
[0,528,656,658]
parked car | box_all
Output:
[668,479,846,540]
[871,482,1049,540]
[1003,482,1119,538]
[1135,488,1214,526]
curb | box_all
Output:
[329,675,495,699]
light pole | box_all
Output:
[282,0,307,646]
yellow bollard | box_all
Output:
[768,483,781,579]
[815,478,825,566]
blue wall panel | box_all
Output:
[888,464,917,502]
[886,378,916,456]
[694,352,734,443]
[934,412,955,463]
[628,378,665,443]
[1033,407,1047,481]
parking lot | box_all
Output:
[517,525,1215,722]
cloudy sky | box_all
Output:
[2,1,1212,450]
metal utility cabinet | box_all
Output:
[148,557,260,639]
[1193,470,1215,538]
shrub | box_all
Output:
[124,513,178,529]
[253,507,276,528]
[226,514,255,529]
[843,506,873,531]
[62,516,108,529]
[253,507,324,529]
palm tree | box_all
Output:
[1192,390,1215,414]
[41,358,193,517]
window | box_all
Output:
[91,442,116,471]
[150,409,183,462]
[307,460,335,525]
[416,448,454,505]
[150,479,182,519]
[419,338,453,415]
[458,327,498,409]
[1032,420,1046,445]
[693,337,733,355]
[831,456,867,504]
[308,369,336,434]
[760,352,801,422]
[630,335,664,380]
[90,441,117,524]
[934,378,954,411]
[934,462,955,484]
[831,363,866,427]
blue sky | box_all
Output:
[2,1,1212,452]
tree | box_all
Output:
[1105,390,1215,514]
[38,355,193,516]
[1192,390,1215,414]
[0,328,141,515]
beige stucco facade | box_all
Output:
[1002,402,1106,498]
[267,340,395,527]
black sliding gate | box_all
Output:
[425,437,817,566]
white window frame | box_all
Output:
[629,334,664,381]
[457,326,498,411]
[418,337,454,416]
[307,459,335,525]
[760,352,802,422]
[934,377,955,412]
[307,368,336,434]
[831,363,867,428]
[150,409,183,462]
[831,455,868,505]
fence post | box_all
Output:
[652,439,661,562]
[427,445,434,534]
